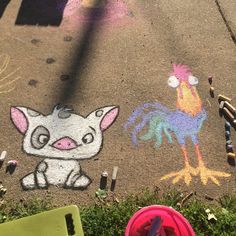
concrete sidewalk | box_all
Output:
[0,0,235,205]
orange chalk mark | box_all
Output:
[194,145,231,186]
[160,145,197,186]
[176,82,202,116]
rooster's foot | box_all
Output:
[160,163,197,185]
[197,160,231,186]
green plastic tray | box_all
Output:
[0,205,84,236]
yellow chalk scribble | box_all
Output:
[160,146,231,186]
[197,159,231,186]
[0,54,21,94]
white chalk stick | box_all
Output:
[101,171,108,177]
[224,101,236,115]
[227,144,233,149]
[226,140,232,145]
[0,188,7,194]
[219,101,225,109]
[112,166,118,180]
[0,151,7,162]
[7,160,17,166]
[223,107,234,120]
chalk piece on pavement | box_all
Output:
[100,171,108,190]
[227,144,233,150]
[224,101,236,115]
[208,76,213,84]
[223,107,234,120]
[0,151,7,162]
[225,130,231,135]
[7,160,17,166]
[111,166,118,192]
[218,94,232,103]
[219,101,225,109]
[210,87,214,97]
[226,140,232,145]
[227,152,235,158]
[112,166,118,180]
[225,122,231,130]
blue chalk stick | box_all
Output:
[226,140,232,145]
[225,122,231,129]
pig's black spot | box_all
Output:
[60,75,71,81]
[96,110,103,117]
[28,80,38,87]
[46,58,56,64]
[31,39,41,45]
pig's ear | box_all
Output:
[10,107,41,134]
[87,106,119,131]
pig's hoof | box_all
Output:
[72,175,91,190]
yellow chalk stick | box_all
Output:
[227,152,235,158]
[218,94,232,103]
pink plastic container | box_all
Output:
[125,205,195,236]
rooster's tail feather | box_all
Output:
[124,102,170,130]
[139,115,164,141]
[130,110,167,146]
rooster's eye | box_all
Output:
[188,75,198,85]
[168,76,179,88]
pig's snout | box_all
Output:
[52,137,78,150]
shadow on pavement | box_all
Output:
[0,0,10,18]
[15,0,68,26]
[58,0,106,104]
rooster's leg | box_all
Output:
[195,144,231,185]
[160,145,197,185]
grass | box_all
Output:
[0,198,52,223]
[1,189,236,235]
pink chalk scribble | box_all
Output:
[58,0,129,29]
[58,0,82,17]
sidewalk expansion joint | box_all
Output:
[215,0,236,46]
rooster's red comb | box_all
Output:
[170,64,192,81]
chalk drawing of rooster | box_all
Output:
[125,64,230,186]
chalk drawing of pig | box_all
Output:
[10,105,119,190]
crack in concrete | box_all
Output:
[215,0,236,46]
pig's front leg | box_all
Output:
[21,161,48,190]
[35,161,48,188]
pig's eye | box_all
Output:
[38,135,49,144]
[82,133,94,144]
[188,75,198,85]
[31,126,50,149]
[168,76,179,88]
